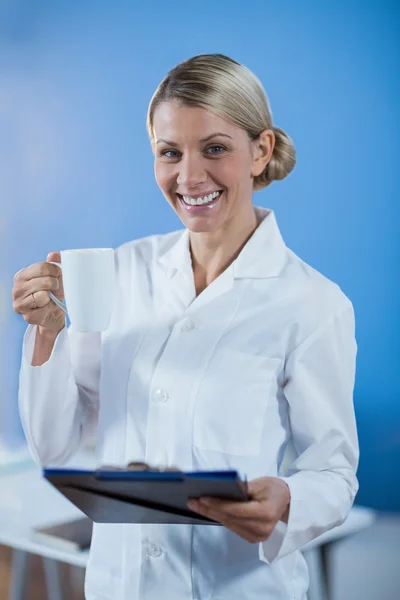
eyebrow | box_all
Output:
[156,132,233,146]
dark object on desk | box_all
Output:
[32,517,92,552]
[44,466,249,525]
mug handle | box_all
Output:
[48,261,68,315]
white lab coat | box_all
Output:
[18,207,359,600]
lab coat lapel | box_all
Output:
[188,265,235,312]
[158,229,235,313]
[157,207,287,316]
[157,229,196,314]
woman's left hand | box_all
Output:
[187,477,291,544]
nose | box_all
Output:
[176,154,207,188]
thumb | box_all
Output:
[47,251,61,263]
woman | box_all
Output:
[13,54,359,600]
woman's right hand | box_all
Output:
[12,251,66,335]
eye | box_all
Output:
[160,149,181,159]
[206,145,226,155]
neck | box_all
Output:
[189,205,259,296]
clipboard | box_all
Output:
[44,466,249,525]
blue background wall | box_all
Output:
[0,0,398,510]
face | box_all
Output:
[152,101,274,234]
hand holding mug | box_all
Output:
[13,247,115,334]
[12,252,65,334]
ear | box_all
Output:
[251,129,275,177]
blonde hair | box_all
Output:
[147,54,296,190]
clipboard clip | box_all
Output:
[127,462,182,472]
[95,461,182,474]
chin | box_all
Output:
[184,221,218,234]
[178,211,226,234]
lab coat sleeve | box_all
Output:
[18,324,101,466]
[260,300,359,563]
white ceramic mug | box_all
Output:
[49,248,115,332]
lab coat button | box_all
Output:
[152,388,169,403]
[180,318,196,332]
[147,543,163,557]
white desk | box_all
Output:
[0,464,90,568]
[302,507,376,600]
[0,456,376,600]
[0,452,95,600]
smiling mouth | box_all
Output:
[176,190,223,209]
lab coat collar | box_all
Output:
[158,206,288,280]
[233,207,288,279]
[158,228,192,280]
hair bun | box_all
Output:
[254,126,296,190]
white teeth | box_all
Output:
[182,191,221,206]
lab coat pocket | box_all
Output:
[193,348,281,456]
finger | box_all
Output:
[47,251,61,263]
[192,497,267,521]
[200,504,274,543]
[16,290,52,313]
[220,518,273,544]
[13,276,60,303]
[187,499,228,525]
[15,261,61,284]
[187,502,271,544]
[188,498,260,525]
[25,275,59,295]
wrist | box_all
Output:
[37,324,64,340]
[279,480,291,524]
[32,324,64,367]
